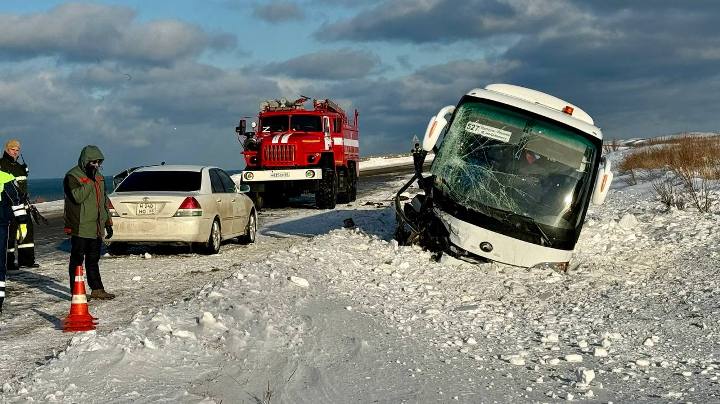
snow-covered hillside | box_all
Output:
[3,152,720,402]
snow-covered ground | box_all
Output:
[3,152,720,402]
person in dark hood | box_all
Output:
[63,145,115,300]
[0,139,39,270]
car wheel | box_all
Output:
[204,219,221,254]
[239,211,257,244]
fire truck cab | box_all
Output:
[237,97,359,209]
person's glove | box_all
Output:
[17,223,27,240]
[105,225,113,239]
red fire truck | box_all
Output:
[236,96,359,209]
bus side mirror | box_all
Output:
[422,105,455,151]
[592,158,613,205]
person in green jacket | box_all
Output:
[63,145,115,300]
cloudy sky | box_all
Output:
[1,0,718,178]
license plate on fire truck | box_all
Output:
[136,202,157,215]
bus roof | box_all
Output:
[466,84,603,140]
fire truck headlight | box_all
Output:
[244,172,255,180]
[305,170,315,178]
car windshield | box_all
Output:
[261,115,288,132]
[115,171,201,192]
[290,115,322,131]
[431,98,598,232]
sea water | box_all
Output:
[27,176,113,203]
[28,169,242,203]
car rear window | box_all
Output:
[115,171,201,192]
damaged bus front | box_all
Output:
[395,84,613,268]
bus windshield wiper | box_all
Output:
[493,209,552,247]
[517,214,552,247]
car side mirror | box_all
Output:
[238,184,251,193]
[422,105,455,151]
[591,158,613,205]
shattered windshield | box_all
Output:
[431,99,598,232]
[261,115,288,132]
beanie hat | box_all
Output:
[5,139,20,151]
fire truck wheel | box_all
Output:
[337,174,351,204]
[252,192,265,211]
[316,170,337,209]
[349,176,358,202]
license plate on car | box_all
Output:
[136,202,156,215]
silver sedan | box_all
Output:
[107,165,257,254]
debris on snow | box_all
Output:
[643,335,660,347]
[142,338,157,350]
[576,367,595,386]
[618,213,638,230]
[565,354,583,363]
[288,276,309,288]
[540,332,559,343]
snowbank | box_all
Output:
[5,149,720,402]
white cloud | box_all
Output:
[0,3,235,65]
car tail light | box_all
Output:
[108,199,119,217]
[174,197,202,217]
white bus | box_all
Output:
[395,84,613,268]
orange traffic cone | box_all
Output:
[63,265,97,332]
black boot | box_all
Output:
[89,289,116,300]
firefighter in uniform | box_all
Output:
[0,169,29,314]
[0,139,38,270]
